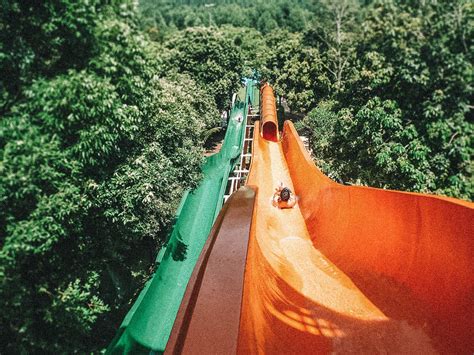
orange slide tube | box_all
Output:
[238,84,473,353]
[260,83,279,142]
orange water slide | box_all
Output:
[237,86,474,353]
[260,83,279,142]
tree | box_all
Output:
[301,98,436,191]
[0,0,105,112]
[298,0,473,200]
[304,0,360,94]
[163,27,244,110]
[0,3,220,353]
[353,0,473,199]
[257,10,279,34]
[219,25,267,78]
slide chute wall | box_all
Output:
[282,121,474,352]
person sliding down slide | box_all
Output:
[272,182,298,209]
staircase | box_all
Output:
[223,106,259,202]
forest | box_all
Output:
[0,0,472,353]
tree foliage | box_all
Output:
[0,1,219,353]
[139,0,314,34]
[277,0,473,200]
[0,0,104,111]
[162,27,244,110]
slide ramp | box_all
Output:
[237,85,474,354]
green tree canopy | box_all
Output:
[163,27,244,110]
[0,2,220,353]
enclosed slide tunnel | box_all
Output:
[166,83,473,354]
[260,83,279,142]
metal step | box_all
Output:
[233,169,249,174]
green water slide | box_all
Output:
[107,81,257,354]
